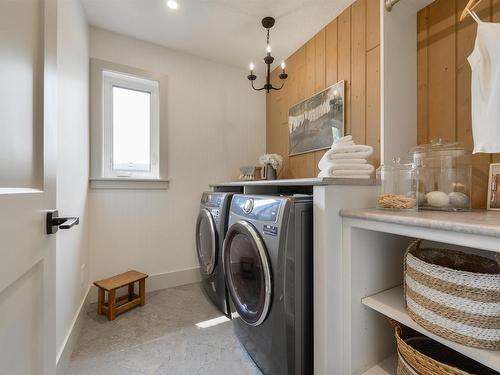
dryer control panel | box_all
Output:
[201,193,223,207]
[210,208,220,225]
[201,192,230,226]
[231,196,281,223]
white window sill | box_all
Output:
[90,178,169,190]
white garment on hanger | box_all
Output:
[467,9,500,154]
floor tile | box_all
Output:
[67,283,262,375]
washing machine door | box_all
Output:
[196,208,217,275]
[223,220,272,326]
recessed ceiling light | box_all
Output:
[167,0,178,9]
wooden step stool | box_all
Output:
[93,270,148,321]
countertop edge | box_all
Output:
[340,209,500,238]
[211,177,376,187]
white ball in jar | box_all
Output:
[448,192,470,208]
[426,191,450,208]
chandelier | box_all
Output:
[247,17,288,93]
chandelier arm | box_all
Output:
[270,81,285,91]
[251,81,266,91]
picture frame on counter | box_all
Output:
[288,80,345,156]
[487,163,500,211]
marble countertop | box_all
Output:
[340,208,500,238]
[211,177,376,187]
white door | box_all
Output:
[0,0,58,374]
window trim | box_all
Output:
[102,71,159,179]
[90,59,168,189]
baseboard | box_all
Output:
[56,285,92,375]
[146,266,202,292]
[88,266,202,303]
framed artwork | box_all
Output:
[487,163,500,211]
[288,80,345,156]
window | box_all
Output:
[90,60,168,189]
[102,71,159,179]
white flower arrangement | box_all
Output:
[259,153,283,171]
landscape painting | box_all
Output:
[288,81,344,156]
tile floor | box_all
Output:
[67,283,262,375]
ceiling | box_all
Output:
[82,0,353,71]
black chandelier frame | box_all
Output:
[247,17,288,93]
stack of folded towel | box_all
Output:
[318,135,374,179]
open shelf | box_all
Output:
[362,286,500,372]
[361,354,398,375]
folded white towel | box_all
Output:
[330,144,373,154]
[319,163,374,176]
[318,170,371,179]
[318,158,367,171]
[333,135,354,147]
[318,148,373,169]
[325,164,374,172]
[331,159,367,164]
[325,147,373,161]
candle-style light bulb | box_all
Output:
[281,61,286,70]
[266,44,271,54]
[249,62,255,72]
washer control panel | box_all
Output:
[243,199,254,214]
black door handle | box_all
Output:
[46,210,80,234]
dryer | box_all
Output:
[195,192,232,317]
[223,194,313,375]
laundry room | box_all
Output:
[2,0,500,374]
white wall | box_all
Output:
[56,0,90,365]
[88,28,266,285]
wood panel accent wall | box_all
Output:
[417,0,500,208]
[266,0,380,179]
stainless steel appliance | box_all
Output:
[196,192,233,317]
[223,194,313,374]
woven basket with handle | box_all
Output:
[395,324,498,375]
[395,324,467,375]
[404,239,500,349]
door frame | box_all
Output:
[42,0,58,372]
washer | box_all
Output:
[223,194,313,375]
[195,192,233,317]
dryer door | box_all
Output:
[223,220,272,326]
[196,208,217,275]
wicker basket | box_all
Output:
[395,325,498,375]
[404,239,500,349]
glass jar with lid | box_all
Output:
[411,139,472,211]
[376,157,418,211]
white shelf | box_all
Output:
[361,354,398,375]
[362,285,500,372]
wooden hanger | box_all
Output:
[460,0,484,21]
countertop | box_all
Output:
[211,177,376,187]
[340,208,500,238]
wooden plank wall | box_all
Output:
[266,0,381,179]
[417,0,500,208]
